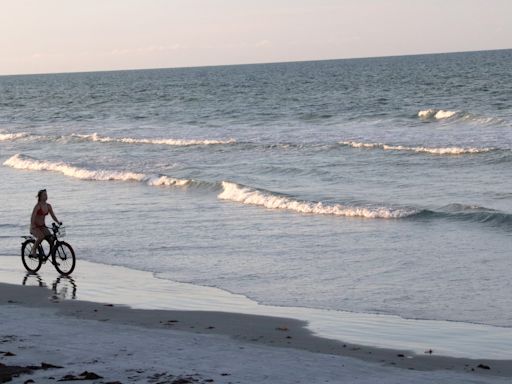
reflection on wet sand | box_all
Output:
[22,272,77,300]
[22,272,45,287]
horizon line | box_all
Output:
[1,47,510,78]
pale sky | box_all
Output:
[1,0,511,75]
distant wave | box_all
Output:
[418,109,506,125]
[340,141,495,155]
[0,131,236,146]
[218,181,418,219]
[72,133,236,146]
[0,130,502,157]
[417,204,512,230]
[418,109,458,120]
[0,132,30,141]
[3,154,198,188]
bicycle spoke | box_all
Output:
[21,240,42,273]
[52,242,76,275]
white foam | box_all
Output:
[218,181,416,219]
[341,141,493,155]
[0,132,30,141]
[146,175,192,187]
[418,109,437,119]
[340,141,380,149]
[3,154,194,188]
[434,110,457,119]
[418,109,458,119]
[4,154,146,181]
[73,133,236,146]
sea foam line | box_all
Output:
[72,133,236,146]
[218,181,417,219]
[219,182,512,226]
[3,154,194,187]
[417,109,508,126]
[6,154,510,226]
[340,141,494,155]
[0,132,30,141]
[3,154,418,220]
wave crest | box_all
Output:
[418,109,458,119]
[218,181,417,219]
[340,141,494,155]
[3,154,198,189]
[146,175,193,187]
[4,154,147,181]
[6,154,510,228]
[0,132,30,141]
[418,205,512,230]
[418,109,507,126]
[72,133,236,146]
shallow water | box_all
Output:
[1,49,511,327]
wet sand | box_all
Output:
[1,253,511,383]
[1,281,511,380]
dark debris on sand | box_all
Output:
[0,362,32,383]
[0,361,63,383]
[58,371,103,381]
[147,372,217,384]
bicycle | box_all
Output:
[21,223,76,276]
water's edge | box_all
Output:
[1,256,510,360]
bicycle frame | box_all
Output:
[22,224,63,261]
[21,223,76,276]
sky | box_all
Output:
[1,0,511,75]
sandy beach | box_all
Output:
[2,2,512,382]
[1,257,511,383]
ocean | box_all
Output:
[1,49,511,329]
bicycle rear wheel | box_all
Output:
[52,241,76,276]
[21,239,42,273]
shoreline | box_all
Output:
[0,254,511,380]
[1,282,511,380]
[0,256,511,360]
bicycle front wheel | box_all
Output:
[21,239,42,273]
[52,242,76,276]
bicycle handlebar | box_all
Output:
[49,222,64,236]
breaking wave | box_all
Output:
[418,109,458,119]
[3,154,419,220]
[218,183,512,228]
[340,141,495,155]
[4,154,147,182]
[218,181,418,219]
[418,109,506,125]
[5,154,512,228]
[0,130,235,146]
[72,133,236,146]
[3,154,198,187]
